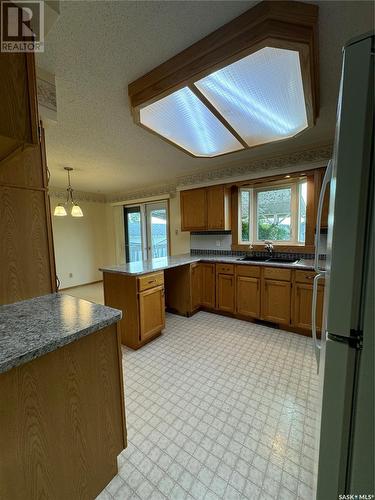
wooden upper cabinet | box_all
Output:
[207,186,230,230]
[181,185,231,232]
[180,188,206,231]
[0,53,39,162]
[236,276,260,319]
[262,278,291,325]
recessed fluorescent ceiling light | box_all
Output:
[195,47,308,148]
[139,87,244,157]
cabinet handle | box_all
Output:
[148,280,156,285]
[305,275,314,280]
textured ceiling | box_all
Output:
[37,1,374,194]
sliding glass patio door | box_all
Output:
[145,202,169,259]
[124,201,169,263]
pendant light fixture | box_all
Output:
[53,167,84,217]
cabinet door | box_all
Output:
[262,279,291,325]
[0,53,39,161]
[0,187,54,304]
[293,283,324,331]
[217,274,235,313]
[200,264,215,308]
[139,285,165,342]
[236,276,260,318]
[180,188,206,231]
[191,264,201,310]
[207,186,224,230]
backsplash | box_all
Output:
[190,248,318,260]
[190,233,232,251]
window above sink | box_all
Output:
[239,177,307,246]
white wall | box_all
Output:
[169,195,190,255]
[51,197,110,289]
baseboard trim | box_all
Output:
[60,280,103,291]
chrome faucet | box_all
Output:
[264,241,274,256]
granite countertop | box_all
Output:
[100,253,325,276]
[0,293,122,375]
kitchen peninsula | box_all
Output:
[0,293,126,500]
[101,253,325,349]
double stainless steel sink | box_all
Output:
[238,255,299,264]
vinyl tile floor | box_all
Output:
[96,309,319,500]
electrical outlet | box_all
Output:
[69,272,73,278]
[216,240,221,247]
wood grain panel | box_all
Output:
[200,263,215,308]
[0,53,38,160]
[180,188,206,231]
[0,324,126,500]
[139,285,165,341]
[216,263,234,275]
[103,272,140,347]
[262,278,291,325]
[0,186,53,304]
[236,276,260,318]
[216,273,235,313]
[0,142,44,188]
[292,282,324,331]
[137,271,164,292]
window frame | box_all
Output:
[238,178,307,246]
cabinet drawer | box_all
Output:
[236,265,261,278]
[137,272,164,292]
[295,270,324,284]
[263,267,291,281]
[216,263,234,275]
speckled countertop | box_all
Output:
[0,293,122,375]
[100,253,324,276]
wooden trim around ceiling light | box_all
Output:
[128,1,319,158]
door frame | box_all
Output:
[145,200,170,259]
[123,199,171,262]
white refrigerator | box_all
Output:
[314,32,374,498]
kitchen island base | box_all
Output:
[0,323,126,500]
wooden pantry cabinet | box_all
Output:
[180,185,231,232]
[103,271,165,348]
[0,49,57,305]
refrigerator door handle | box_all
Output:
[314,159,333,273]
[312,271,325,370]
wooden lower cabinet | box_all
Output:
[236,276,260,318]
[0,324,126,500]
[191,263,202,311]
[262,278,291,325]
[200,263,215,308]
[293,282,324,331]
[139,285,165,342]
[103,271,165,348]
[216,273,235,313]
